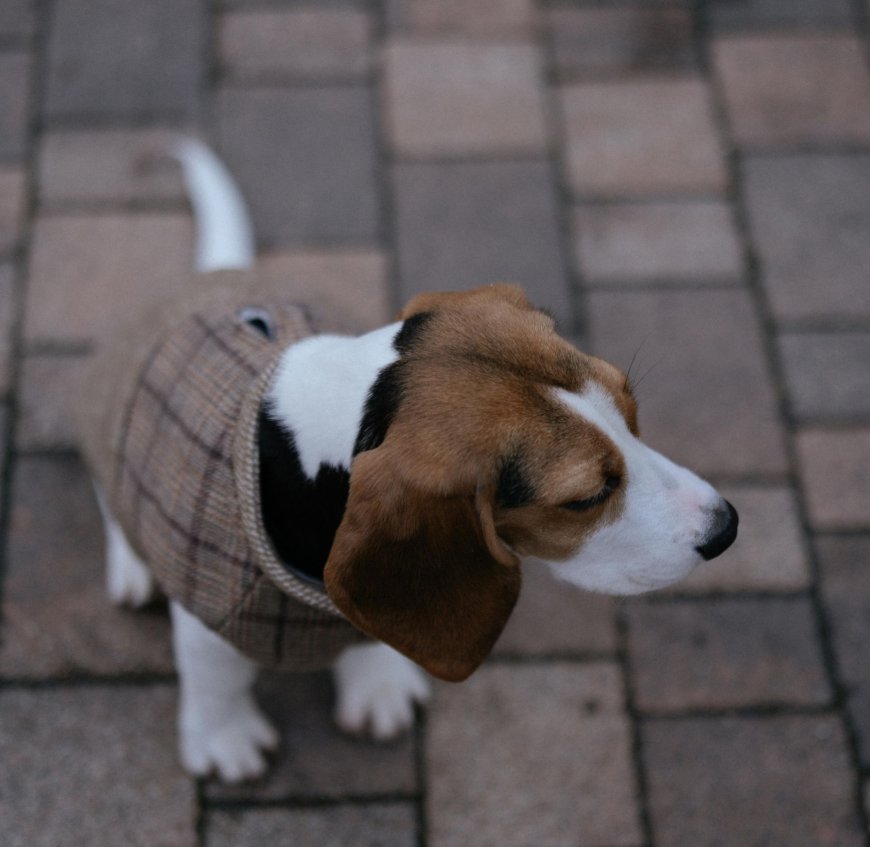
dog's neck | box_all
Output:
[267,322,401,474]
[258,323,401,582]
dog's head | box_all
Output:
[324,285,737,682]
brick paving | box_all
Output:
[2,2,870,845]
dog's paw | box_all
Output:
[333,643,431,741]
[179,702,279,783]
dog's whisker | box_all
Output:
[623,333,653,395]
[629,358,664,395]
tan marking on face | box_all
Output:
[493,429,627,561]
[386,284,635,560]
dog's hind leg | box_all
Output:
[94,486,155,608]
[170,600,279,782]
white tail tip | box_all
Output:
[170,137,255,273]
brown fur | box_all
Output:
[324,285,635,681]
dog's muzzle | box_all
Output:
[695,500,739,561]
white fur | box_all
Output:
[169,137,255,272]
[333,643,431,740]
[95,486,156,607]
[170,602,279,782]
[266,325,399,478]
[550,384,723,594]
[171,602,428,778]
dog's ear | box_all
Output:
[324,447,521,682]
[398,283,534,320]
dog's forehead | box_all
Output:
[393,307,637,479]
[520,379,631,480]
[403,301,585,387]
[410,306,634,423]
[398,299,632,410]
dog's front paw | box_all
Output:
[333,643,431,741]
[179,700,279,783]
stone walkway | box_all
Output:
[1,0,870,845]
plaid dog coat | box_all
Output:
[75,271,364,670]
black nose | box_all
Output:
[696,500,739,561]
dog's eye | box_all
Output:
[562,475,621,512]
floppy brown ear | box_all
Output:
[398,283,534,320]
[324,448,521,682]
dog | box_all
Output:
[75,139,737,783]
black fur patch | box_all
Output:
[258,409,350,583]
[353,362,404,455]
[352,313,433,456]
[496,452,535,509]
[393,311,433,354]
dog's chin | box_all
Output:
[545,553,703,597]
[610,568,698,596]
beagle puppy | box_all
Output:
[95,140,737,783]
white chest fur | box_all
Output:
[265,323,401,479]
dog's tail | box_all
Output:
[169,137,255,273]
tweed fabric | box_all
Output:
[75,271,365,670]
